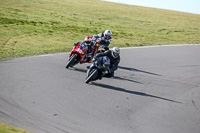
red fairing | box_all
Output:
[70,42,88,62]
[92,43,99,58]
[90,36,100,58]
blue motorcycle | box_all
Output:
[85,56,110,83]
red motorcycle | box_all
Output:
[66,39,99,69]
[66,42,88,69]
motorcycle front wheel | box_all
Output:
[85,69,99,84]
[66,54,76,69]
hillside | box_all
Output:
[0,0,200,60]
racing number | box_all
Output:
[77,48,82,54]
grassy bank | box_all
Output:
[0,122,31,133]
[0,0,200,60]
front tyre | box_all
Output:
[66,54,76,69]
[85,69,98,84]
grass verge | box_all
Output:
[0,0,200,60]
[0,122,31,133]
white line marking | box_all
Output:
[120,44,200,50]
[1,44,200,61]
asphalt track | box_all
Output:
[0,44,200,133]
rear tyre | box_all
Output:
[66,54,76,69]
[85,69,98,84]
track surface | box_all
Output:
[0,45,200,133]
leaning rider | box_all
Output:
[74,36,98,63]
[92,46,120,78]
[93,29,112,52]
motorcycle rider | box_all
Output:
[93,30,112,51]
[74,36,98,63]
[92,46,120,78]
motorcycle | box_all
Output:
[66,42,88,69]
[85,56,110,83]
[92,34,109,53]
[66,38,100,69]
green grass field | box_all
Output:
[0,0,200,60]
[0,122,31,133]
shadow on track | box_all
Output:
[118,66,161,76]
[113,76,143,84]
[91,82,182,104]
[69,67,87,73]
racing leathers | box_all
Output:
[74,40,98,63]
[95,33,112,51]
[93,50,120,78]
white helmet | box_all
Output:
[112,46,120,58]
[84,36,92,46]
[104,30,112,39]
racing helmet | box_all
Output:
[84,36,92,46]
[104,30,112,39]
[112,46,120,58]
